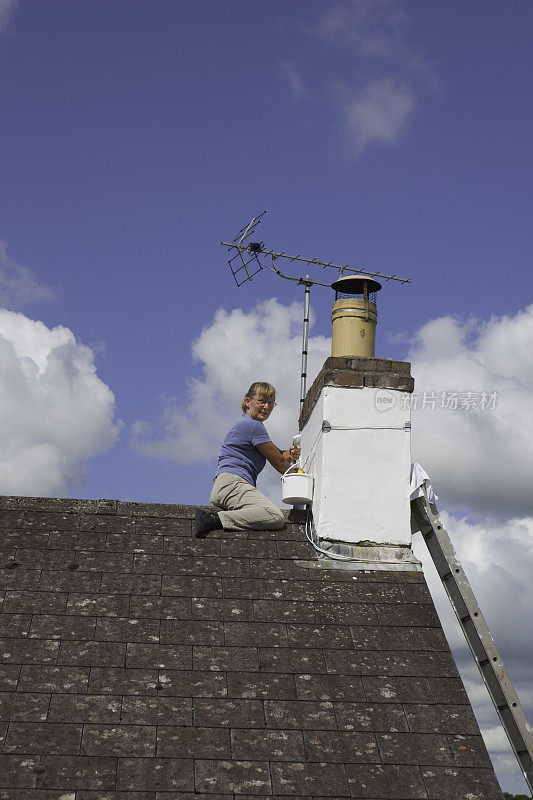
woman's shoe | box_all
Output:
[195,510,223,538]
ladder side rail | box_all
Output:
[412,496,533,792]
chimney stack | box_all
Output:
[299,276,415,565]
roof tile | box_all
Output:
[194,759,271,795]
[120,696,192,726]
[227,671,297,700]
[0,690,50,722]
[81,724,156,757]
[295,673,365,702]
[304,729,379,763]
[231,728,305,761]
[37,755,117,790]
[4,722,82,755]
[193,697,265,728]
[116,757,193,792]
[29,614,96,641]
[420,766,504,799]
[47,693,121,723]
[334,702,409,732]
[345,763,427,799]
[125,642,193,669]
[156,726,230,759]
[264,699,337,730]
[270,760,350,797]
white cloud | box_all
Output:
[131,298,330,501]
[306,1,436,157]
[481,725,513,753]
[0,241,56,310]
[0,309,121,496]
[315,0,409,60]
[0,0,16,33]
[408,306,533,517]
[278,60,305,98]
[341,77,416,155]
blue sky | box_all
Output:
[1,1,533,793]
[2,0,532,504]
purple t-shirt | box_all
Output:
[214,414,272,486]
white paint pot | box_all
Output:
[281,468,314,505]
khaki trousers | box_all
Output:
[209,472,285,532]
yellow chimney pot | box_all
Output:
[330,274,382,358]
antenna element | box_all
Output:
[222,212,412,407]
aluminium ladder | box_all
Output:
[411,490,533,794]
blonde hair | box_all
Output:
[241,381,276,413]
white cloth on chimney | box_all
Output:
[410,462,438,504]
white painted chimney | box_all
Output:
[299,357,413,550]
[298,267,415,565]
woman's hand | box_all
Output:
[288,444,301,462]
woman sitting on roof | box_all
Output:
[195,381,301,537]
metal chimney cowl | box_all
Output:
[299,357,415,550]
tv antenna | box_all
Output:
[222,211,411,409]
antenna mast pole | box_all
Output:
[300,278,311,410]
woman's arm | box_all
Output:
[256,441,300,474]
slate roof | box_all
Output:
[0,495,504,799]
